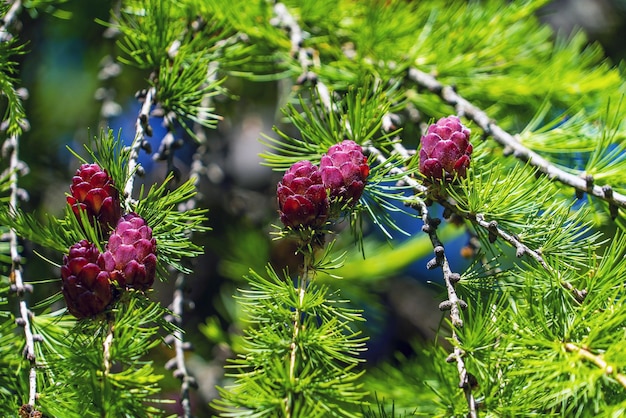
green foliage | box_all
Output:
[113,0,185,70]
[135,174,210,276]
[214,264,367,417]
[155,49,224,135]
[0,236,22,415]
[0,17,26,136]
[34,294,174,417]
[3,0,626,416]
[0,207,82,253]
[107,0,230,139]
[261,81,402,170]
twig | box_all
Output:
[3,7,39,410]
[166,147,204,418]
[365,145,470,326]
[163,57,220,418]
[407,67,626,212]
[124,86,155,208]
[165,271,196,418]
[370,120,479,414]
[6,133,38,408]
[164,175,203,417]
[469,212,586,302]
[272,2,305,64]
[284,253,313,418]
[410,199,476,417]
[165,151,203,417]
[0,0,22,42]
[102,321,114,377]
[564,342,626,389]
[272,2,332,110]
[368,138,477,415]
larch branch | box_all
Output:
[6,133,38,407]
[0,0,22,42]
[366,143,477,417]
[124,86,155,208]
[564,342,626,389]
[407,67,626,211]
[272,2,333,110]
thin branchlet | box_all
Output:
[3,6,39,412]
[167,271,196,418]
[374,113,483,415]
[564,342,626,389]
[373,120,477,415]
[285,252,314,418]
[0,0,21,42]
[407,67,626,210]
[469,212,587,302]
[413,199,477,417]
[164,57,219,418]
[6,132,38,408]
[125,86,156,208]
[164,144,206,418]
[272,1,333,110]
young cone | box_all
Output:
[102,212,157,290]
[61,240,114,319]
[67,163,121,231]
[277,160,329,229]
[320,140,369,208]
[419,116,472,180]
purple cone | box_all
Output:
[320,140,369,207]
[277,160,329,229]
[419,116,472,180]
[102,212,157,290]
[67,163,121,231]
[61,240,114,318]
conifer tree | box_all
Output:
[1,0,626,417]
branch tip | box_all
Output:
[439,300,453,311]
[427,257,440,270]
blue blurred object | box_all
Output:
[107,99,197,174]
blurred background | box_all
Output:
[4,0,626,414]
